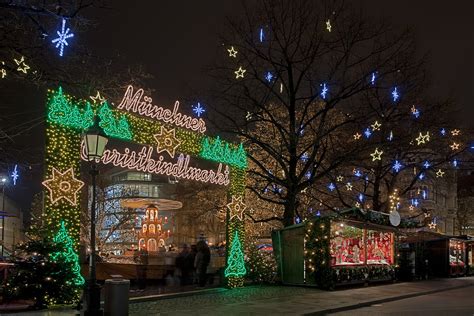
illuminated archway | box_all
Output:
[42,85,247,287]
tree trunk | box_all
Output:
[283,192,298,227]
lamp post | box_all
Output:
[0,176,7,258]
[83,122,108,316]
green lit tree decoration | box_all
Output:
[48,86,94,130]
[225,231,247,278]
[200,136,247,169]
[98,102,133,140]
[51,221,85,286]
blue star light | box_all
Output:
[371,72,376,85]
[316,210,321,217]
[412,109,420,118]
[422,190,427,200]
[423,160,431,169]
[328,182,336,191]
[364,127,372,139]
[358,193,364,202]
[265,71,273,82]
[392,160,403,173]
[411,199,419,207]
[305,171,312,179]
[440,128,447,136]
[259,28,264,42]
[11,164,19,185]
[192,102,206,117]
[51,18,74,57]
[301,152,309,162]
[419,173,425,180]
[320,83,328,99]
[392,87,399,102]
[452,159,458,168]
[354,169,362,177]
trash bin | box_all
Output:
[104,278,130,316]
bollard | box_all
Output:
[104,278,130,316]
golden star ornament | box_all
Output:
[227,195,247,221]
[370,148,383,161]
[42,167,84,206]
[154,126,181,158]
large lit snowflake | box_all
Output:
[192,102,206,117]
[52,19,74,57]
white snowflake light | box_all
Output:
[192,102,205,117]
[52,18,74,57]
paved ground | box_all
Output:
[330,286,474,316]
[7,277,474,315]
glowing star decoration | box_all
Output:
[370,148,383,161]
[440,128,446,136]
[452,159,458,168]
[392,87,400,102]
[436,169,445,178]
[227,195,247,221]
[90,91,105,104]
[192,102,206,117]
[326,19,332,32]
[353,169,362,177]
[227,46,238,57]
[345,182,353,191]
[320,83,328,99]
[371,121,382,131]
[51,18,74,57]
[301,152,309,162]
[355,202,361,208]
[245,112,252,121]
[419,173,425,180]
[42,167,84,206]
[451,129,460,136]
[411,105,420,118]
[353,133,362,140]
[450,142,460,150]
[358,193,364,202]
[409,205,414,211]
[415,132,430,145]
[411,199,419,207]
[424,212,430,218]
[11,164,19,185]
[336,175,344,182]
[265,71,274,82]
[224,231,247,278]
[371,72,376,85]
[235,67,246,79]
[364,127,372,139]
[428,222,437,229]
[14,56,30,73]
[1,61,6,78]
[328,183,336,192]
[154,126,181,158]
[392,160,403,173]
[423,160,431,169]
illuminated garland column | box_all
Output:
[226,166,247,287]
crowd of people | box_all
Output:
[175,241,211,287]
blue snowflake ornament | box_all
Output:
[52,19,74,57]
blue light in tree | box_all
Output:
[51,18,74,57]
[11,164,19,185]
[259,28,264,42]
[421,190,427,200]
[354,169,362,177]
[440,128,447,136]
[419,173,425,180]
[320,83,328,99]
[299,125,305,136]
[305,171,311,179]
[265,71,274,82]
[192,102,206,117]
[423,160,431,169]
[452,159,458,168]
[316,210,321,217]
[295,216,301,224]
[358,193,364,202]
[392,87,399,102]
[411,199,419,207]
[371,72,376,85]
[364,127,372,139]
[301,152,309,162]
[387,131,394,141]
[412,108,420,118]
[328,182,336,191]
[392,160,403,173]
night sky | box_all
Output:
[86,0,473,127]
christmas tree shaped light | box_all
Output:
[225,231,247,278]
[98,102,133,140]
[50,221,85,286]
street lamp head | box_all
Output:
[0,176,7,184]
[82,119,109,162]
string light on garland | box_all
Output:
[47,87,94,130]
[226,195,247,221]
[227,46,238,57]
[264,71,274,83]
[192,102,206,117]
[11,164,19,185]
[320,83,328,99]
[392,87,399,102]
[200,136,247,169]
[42,167,84,206]
[154,126,181,158]
[364,127,372,139]
[326,19,332,32]
[235,66,246,79]
[415,132,430,145]
[1,61,6,78]
[392,160,403,173]
[14,56,30,73]
[51,18,74,57]
[370,148,383,161]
